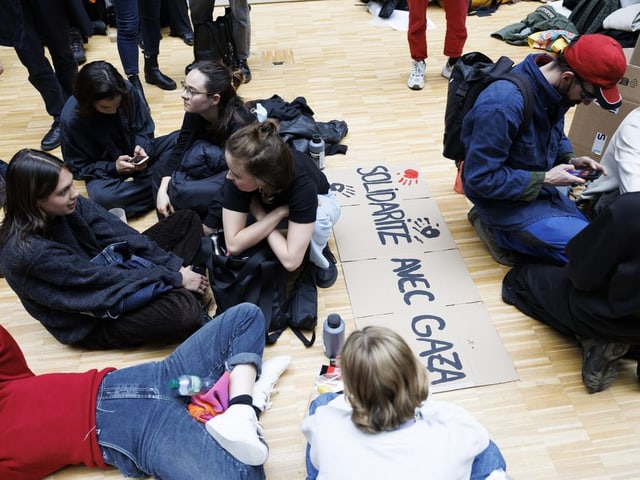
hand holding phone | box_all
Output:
[131,154,149,166]
[568,169,602,181]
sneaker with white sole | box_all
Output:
[205,404,269,465]
[407,60,425,90]
[441,61,454,79]
[253,356,292,412]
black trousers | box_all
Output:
[14,0,77,121]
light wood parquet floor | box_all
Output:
[2,1,640,479]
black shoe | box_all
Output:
[92,20,107,35]
[467,207,516,267]
[144,59,177,91]
[127,74,148,104]
[182,33,194,46]
[314,246,338,288]
[41,122,61,151]
[237,59,252,84]
[581,339,629,393]
[70,29,86,65]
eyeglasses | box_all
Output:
[577,78,598,101]
[180,81,211,99]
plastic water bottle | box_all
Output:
[168,375,215,395]
[309,134,326,170]
[322,313,345,362]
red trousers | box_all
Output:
[407,0,468,61]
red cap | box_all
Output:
[564,34,626,111]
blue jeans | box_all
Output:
[494,212,589,265]
[95,303,266,479]
[112,0,162,75]
[305,393,507,480]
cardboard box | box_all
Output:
[618,63,640,104]
[569,99,640,159]
[630,35,640,67]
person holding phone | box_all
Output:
[60,61,178,218]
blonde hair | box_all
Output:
[341,326,430,433]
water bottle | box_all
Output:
[309,134,326,170]
[322,313,345,362]
[168,375,216,396]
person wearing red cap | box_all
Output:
[461,33,626,266]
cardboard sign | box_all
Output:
[330,162,518,393]
[333,198,457,261]
[342,251,482,318]
[356,303,518,393]
[326,163,432,207]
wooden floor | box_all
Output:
[2,1,640,478]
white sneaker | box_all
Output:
[407,60,425,90]
[441,61,454,79]
[253,356,291,412]
[205,404,269,466]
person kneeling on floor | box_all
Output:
[502,192,640,393]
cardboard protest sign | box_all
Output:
[355,303,517,393]
[327,163,432,207]
[326,162,518,392]
[333,198,457,261]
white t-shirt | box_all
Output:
[582,107,640,199]
[301,394,490,480]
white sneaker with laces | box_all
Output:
[441,61,454,79]
[407,60,425,90]
[205,404,269,466]
[253,355,291,412]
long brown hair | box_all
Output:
[225,120,295,201]
[0,149,67,250]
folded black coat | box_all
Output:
[248,95,349,156]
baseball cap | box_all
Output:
[563,34,626,111]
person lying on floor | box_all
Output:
[0,303,290,479]
[302,325,511,480]
[0,148,208,349]
[502,192,640,393]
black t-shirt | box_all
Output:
[223,149,330,224]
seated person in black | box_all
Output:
[222,120,341,288]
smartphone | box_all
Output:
[131,154,149,166]
[568,169,602,180]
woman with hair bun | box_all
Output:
[222,119,341,288]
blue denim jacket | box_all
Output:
[90,241,173,318]
[461,54,578,230]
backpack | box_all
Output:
[442,52,534,164]
[199,233,317,347]
[193,7,238,67]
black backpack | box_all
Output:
[193,7,238,67]
[442,52,534,163]
[199,234,317,347]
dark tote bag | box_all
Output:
[200,234,290,344]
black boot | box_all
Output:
[144,54,176,90]
[128,74,148,104]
